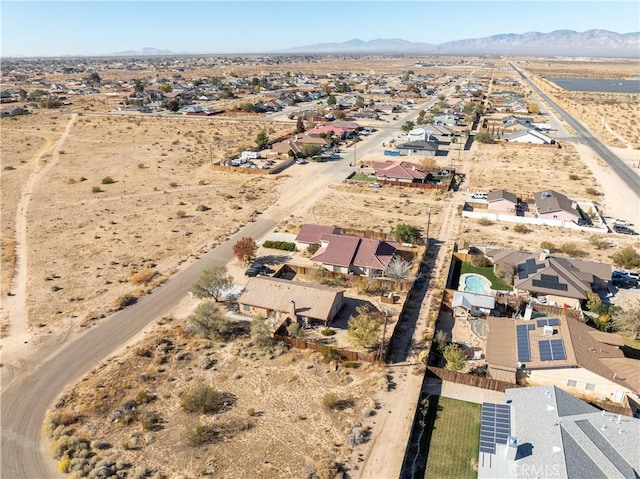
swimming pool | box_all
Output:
[459,273,492,295]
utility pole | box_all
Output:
[426,207,432,243]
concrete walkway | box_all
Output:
[424,378,505,405]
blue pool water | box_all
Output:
[464,275,487,294]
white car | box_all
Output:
[612,219,630,226]
[369,182,382,188]
[471,192,488,200]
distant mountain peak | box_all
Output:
[287,30,640,57]
[112,47,175,56]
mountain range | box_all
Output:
[285,30,640,57]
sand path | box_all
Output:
[1,113,77,359]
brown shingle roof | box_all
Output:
[238,277,343,322]
[533,190,578,216]
[487,189,518,204]
[353,238,397,270]
[371,161,427,181]
[311,234,360,268]
[295,224,337,245]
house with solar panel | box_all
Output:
[485,315,638,404]
[478,385,640,479]
[488,248,612,310]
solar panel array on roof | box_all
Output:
[516,324,533,362]
[536,318,561,327]
[532,278,569,291]
[539,339,567,361]
[540,274,558,282]
[480,403,511,454]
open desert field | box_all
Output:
[0,112,292,333]
[522,60,640,149]
[46,312,386,479]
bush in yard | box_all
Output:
[307,243,320,255]
[384,256,413,280]
[314,456,338,479]
[394,223,422,244]
[101,176,115,184]
[611,299,640,341]
[186,301,229,340]
[286,321,302,338]
[443,343,466,371]
[513,223,529,234]
[611,246,640,269]
[262,240,296,251]
[321,328,336,336]
[477,218,494,226]
[475,131,494,144]
[113,293,137,310]
[322,393,340,410]
[233,237,258,264]
[470,254,492,268]
[251,318,274,350]
[347,305,382,348]
[540,241,556,252]
[181,384,221,414]
[494,262,515,286]
[560,242,586,257]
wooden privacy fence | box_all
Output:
[273,333,380,363]
[427,366,523,392]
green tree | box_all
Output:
[300,143,322,158]
[347,306,382,348]
[255,130,269,149]
[160,83,172,93]
[18,89,27,100]
[611,299,640,340]
[27,89,47,101]
[611,246,640,269]
[186,301,229,340]
[454,85,461,94]
[296,115,305,134]
[181,384,221,414]
[219,86,233,99]
[239,102,255,112]
[326,95,337,106]
[528,103,540,114]
[394,223,422,244]
[190,265,232,302]
[400,120,415,133]
[333,110,346,120]
[233,237,258,264]
[355,99,365,109]
[167,100,180,112]
[85,72,101,85]
[133,79,145,93]
[443,343,466,371]
[474,131,494,144]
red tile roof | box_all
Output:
[311,234,397,272]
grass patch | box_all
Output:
[424,397,481,479]
[351,173,376,182]
[460,262,511,291]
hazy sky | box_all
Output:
[2,1,639,57]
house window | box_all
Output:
[242,304,250,312]
[585,383,596,391]
[567,380,577,388]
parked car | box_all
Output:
[613,225,637,235]
[612,277,638,288]
[369,182,382,188]
[471,192,488,200]
[295,159,307,165]
[612,219,631,226]
[244,265,275,277]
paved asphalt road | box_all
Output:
[0,91,447,478]
[511,63,640,193]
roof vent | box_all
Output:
[543,325,554,336]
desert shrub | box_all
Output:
[307,243,320,254]
[589,235,610,250]
[568,174,580,180]
[140,412,159,431]
[347,306,382,348]
[188,424,219,446]
[477,217,494,226]
[196,204,210,212]
[250,318,274,350]
[58,456,71,473]
[540,241,556,252]
[356,278,385,295]
[262,240,296,251]
[560,242,586,257]
[341,360,360,369]
[320,328,336,336]
[130,268,157,285]
[169,181,179,188]
[113,293,137,310]
[286,321,302,338]
[394,223,422,243]
[586,187,602,196]
[101,176,115,184]
[611,246,640,269]
[181,384,221,414]
[475,131,494,143]
[176,210,187,218]
[443,343,466,371]
[186,301,229,340]
[513,223,529,234]
[91,186,103,193]
[314,456,338,479]
[322,393,340,410]
[494,262,515,285]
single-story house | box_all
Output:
[294,224,338,249]
[311,233,397,278]
[503,129,555,145]
[534,190,580,223]
[423,123,456,137]
[485,315,637,403]
[452,291,495,317]
[237,276,344,327]
[478,386,640,479]
[396,139,439,157]
[0,106,28,117]
[486,190,519,213]
[371,160,428,184]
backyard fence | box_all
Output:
[273,332,381,363]
[426,366,523,392]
